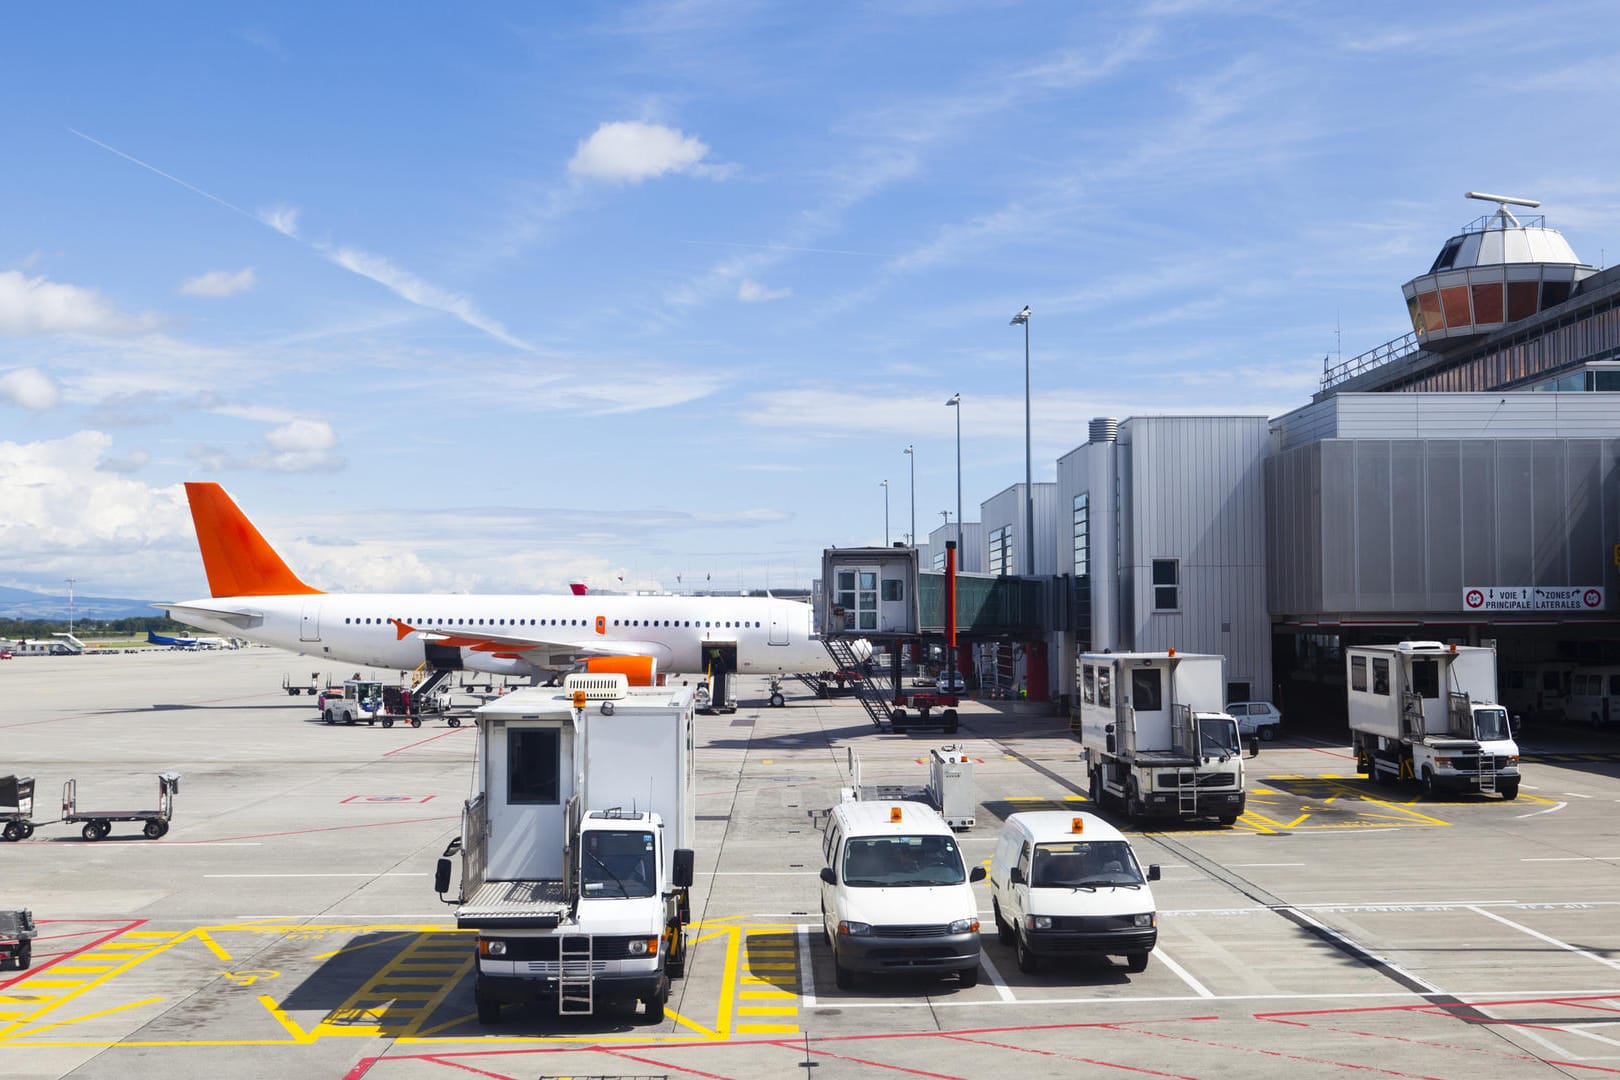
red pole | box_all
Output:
[945,541,958,655]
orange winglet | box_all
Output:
[391,619,416,641]
[184,483,322,598]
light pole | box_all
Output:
[880,480,890,546]
[903,445,915,547]
[1010,305,1032,575]
[65,577,76,636]
[945,393,962,554]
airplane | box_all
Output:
[161,483,864,697]
[147,630,233,650]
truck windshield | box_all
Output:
[1033,840,1143,888]
[582,830,656,898]
[1474,707,1511,742]
[1200,717,1240,755]
[842,835,965,887]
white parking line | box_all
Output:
[1517,801,1568,818]
[1522,856,1620,862]
[1469,906,1620,973]
[204,872,419,878]
[796,924,818,1008]
[1153,945,1213,998]
[978,947,1016,1002]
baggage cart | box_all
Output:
[62,772,181,841]
[0,910,36,970]
[1,775,36,842]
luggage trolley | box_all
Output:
[1,775,36,842]
[0,910,36,970]
[62,772,181,841]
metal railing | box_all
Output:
[1320,329,1421,391]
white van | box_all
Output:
[989,811,1159,974]
[819,800,985,990]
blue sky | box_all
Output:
[4,1,1619,603]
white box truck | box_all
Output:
[1076,651,1252,826]
[434,675,695,1024]
[1347,641,1520,800]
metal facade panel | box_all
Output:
[1320,441,1357,609]
[1354,442,1394,603]
[1531,440,1569,584]
[1423,441,1463,605]
[1390,440,1427,608]
[1496,442,1534,583]
[1566,440,1609,585]
[1459,442,1498,586]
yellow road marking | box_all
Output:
[311,931,421,961]
[736,1023,798,1033]
[12,998,163,1038]
[738,1005,796,1016]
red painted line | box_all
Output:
[1305,746,1357,760]
[0,918,145,988]
[1104,1019,1452,1079]
[416,1055,524,1080]
[341,1058,376,1080]
[945,1033,1204,1078]
[605,1049,742,1080]
[200,815,460,843]
[383,726,473,757]
[793,1046,967,1079]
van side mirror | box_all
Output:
[969,865,986,883]
[434,858,452,895]
[819,866,837,885]
[1511,714,1523,738]
[1008,866,1025,885]
[672,848,694,888]
[1147,864,1161,882]
[1247,737,1260,758]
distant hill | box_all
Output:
[0,585,160,621]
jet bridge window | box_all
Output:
[508,728,561,805]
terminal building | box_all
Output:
[833,193,1620,733]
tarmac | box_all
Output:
[3,646,1620,1079]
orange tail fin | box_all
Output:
[184,483,323,597]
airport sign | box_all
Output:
[1462,586,1604,611]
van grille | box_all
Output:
[874,924,952,938]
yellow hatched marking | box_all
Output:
[306,933,473,1039]
[47,967,115,975]
[736,1023,798,1033]
[0,930,187,1041]
[738,1005,796,1016]
[10,997,163,1038]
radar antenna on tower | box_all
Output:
[1465,191,1541,228]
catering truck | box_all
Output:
[1347,641,1520,800]
[1075,651,1251,825]
[434,675,695,1024]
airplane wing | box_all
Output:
[157,602,266,630]
[390,620,671,665]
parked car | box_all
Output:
[937,671,966,695]
[1226,701,1282,741]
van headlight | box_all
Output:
[838,921,872,936]
[1133,913,1155,927]
[948,918,980,934]
[627,938,651,956]
[481,939,507,957]
[1025,915,1052,930]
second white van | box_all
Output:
[819,800,985,990]
[989,811,1159,974]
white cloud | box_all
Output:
[0,271,158,337]
[0,367,61,410]
[96,448,150,473]
[179,267,258,298]
[568,121,732,184]
[737,278,791,303]
[321,245,531,351]
[259,205,300,237]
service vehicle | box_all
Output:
[321,679,384,725]
[989,811,1159,974]
[818,799,985,990]
[434,676,695,1024]
[1562,665,1620,729]
[1075,651,1252,825]
[0,910,36,970]
[1347,641,1521,799]
[1226,701,1283,741]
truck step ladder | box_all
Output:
[822,638,889,729]
[557,935,594,1015]
[1477,752,1497,795]
[1176,771,1198,818]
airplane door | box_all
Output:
[768,603,789,646]
[300,601,321,642]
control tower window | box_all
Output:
[1430,238,1463,273]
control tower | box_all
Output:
[1402,191,1596,349]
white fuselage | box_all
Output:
[170,592,833,678]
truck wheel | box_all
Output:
[474,993,501,1025]
[19,822,34,840]
[410,717,422,728]
[381,718,394,729]
[1126,951,1150,973]
[16,942,30,970]
[770,692,785,708]
[2,821,22,842]
[1218,814,1238,826]
[958,963,980,988]
[1500,780,1520,801]
[1015,933,1039,974]
[1420,768,1437,799]
[890,707,907,727]
[833,951,857,991]
[448,717,461,728]
[82,821,105,841]
[944,708,959,734]
[641,978,668,1024]
[1260,726,1277,742]
[324,709,336,725]
[993,900,1015,945]
[143,819,169,840]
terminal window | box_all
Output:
[1152,559,1179,611]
